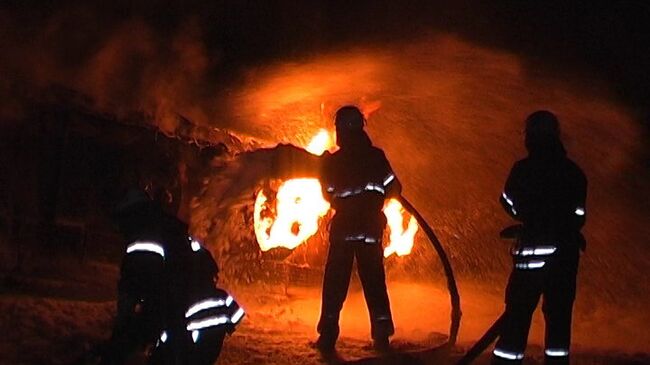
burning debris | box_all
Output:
[252,130,419,258]
[254,178,330,252]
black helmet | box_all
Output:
[112,188,159,237]
[524,110,564,156]
[525,110,559,139]
[114,188,152,216]
[335,105,365,131]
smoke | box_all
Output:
[0,3,221,133]
[1,2,648,132]
[76,18,214,132]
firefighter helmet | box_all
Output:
[525,110,559,139]
[335,105,365,131]
[114,188,151,215]
[524,110,564,155]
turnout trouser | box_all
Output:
[101,294,161,365]
[148,329,225,365]
[317,238,394,341]
[492,250,579,365]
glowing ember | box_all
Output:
[254,130,418,256]
[383,199,418,257]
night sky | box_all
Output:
[1,1,649,120]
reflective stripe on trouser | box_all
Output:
[493,252,577,365]
[512,245,557,270]
[545,348,570,365]
[185,295,244,332]
[318,238,394,340]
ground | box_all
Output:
[1,257,648,365]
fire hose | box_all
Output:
[455,224,522,364]
[398,196,461,347]
[456,314,505,364]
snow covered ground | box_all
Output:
[1,259,648,364]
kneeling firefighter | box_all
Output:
[316,105,401,352]
[101,189,177,365]
[492,111,587,365]
[149,236,244,365]
[102,189,243,364]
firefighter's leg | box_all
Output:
[188,329,226,365]
[146,329,185,365]
[355,242,394,344]
[146,345,164,365]
[317,239,354,349]
[492,270,543,365]
[542,253,578,365]
[100,294,141,365]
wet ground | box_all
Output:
[1,258,648,364]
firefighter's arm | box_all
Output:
[385,174,402,199]
[320,152,333,203]
[321,183,333,203]
[572,168,587,230]
[380,151,401,199]
[500,164,522,220]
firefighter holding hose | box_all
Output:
[316,105,401,353]
[492,111,587,365]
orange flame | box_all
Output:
[305,128,335,156]
[253,130,417,257]
[383,199,419,257]
[254,130,334,251]
[254,178,330,251]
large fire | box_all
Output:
[383,199,419,257]
[254,178,330,251]
[305,128,335,156]
[254,130,418,257]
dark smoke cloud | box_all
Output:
[0,2,219,132]
[1,1,649,130]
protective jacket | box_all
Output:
[500,146,586,248]
[322,132,400,243]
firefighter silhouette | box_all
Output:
[102,189,243,365]
[316,106,401,353]
[492,111,587,365]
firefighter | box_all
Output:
[492,111,587,365]
[149,236,244,365]
[316,105,401,353]
[102,189,244,365]
[101,189,181,364]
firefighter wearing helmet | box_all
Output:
[492,111,587,365]
[101,189,244,365]
[316,105,401,353]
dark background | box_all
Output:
[1,1,649,121]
